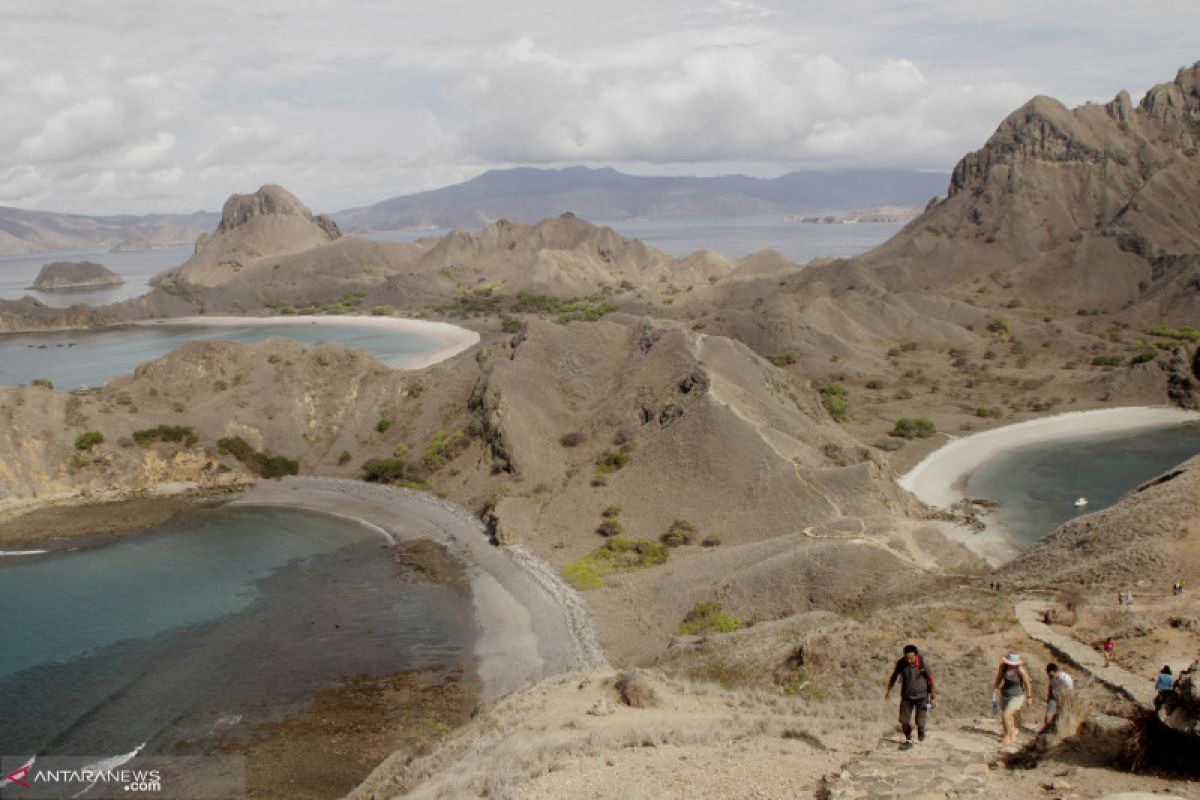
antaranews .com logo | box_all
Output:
[1,755,245,799]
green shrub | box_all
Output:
[481,484,508,513]
[74,431,104,451]
[501,317,526,334]
[1128,349,1157,365]
[596,518,624,537]
[376,418,392,433]
[679,601,743,636]
[560,536,669,590]
[561,560,603,591]
[371,305,394,316]
[1147,325,1200,343]
[1091,355,1123,367]
[361,457,409,482]
[595,449,628,476]
[31,378,53,389]
[987,317,1011,338]
[601,503,622,518]
[975,407,1003,419]
[422,429,465,470]
[338,450,352,466]
[217,436,299,478]
[701,534,722,547]
[816,383,849,422]
[889,417,936,439]
[132,425,198,447]
[661,519,696,547]
[770,350,800,367]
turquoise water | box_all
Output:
[0,507,475,758]
[0,322,441,389]
[965,424,1200,546]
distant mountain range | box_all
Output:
[0,166,948,255]
[0,207,218,256]
[332,167,949,232]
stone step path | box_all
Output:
[1014,600,1156,707]
[818,723,998,799]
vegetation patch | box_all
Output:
[31,378,53,389]
[769,350,800,367]
[74,431,104,451]
[679,600,743,636]
[217,436,299,478]
[1147,324,1200,343]
[361,457,409,483]
[513,291,617,323]
[132,425,198,447]
[661,519,696,547]
[422,430,466,471]
[560,536,669,590]
[816,382,849,422]
[889,417,936,439]
[595,448,629,476]
[376,418,392,433]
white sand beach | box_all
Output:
[899,407,1200,565]
[231,477,606,701]
[136,315,480,370]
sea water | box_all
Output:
[964,424,1200,546]
[0,506,475,758]
[0,245,193,307]
[0,322,442,389]
[366,216,905,263]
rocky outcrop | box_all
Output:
[0,297,120,333]
[216,184,341,240]
[28,261,124,291]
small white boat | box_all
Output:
[1074,497,1089,507]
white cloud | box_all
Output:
[448,38,1028,169]
[0,1,1196,214]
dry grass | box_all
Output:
[615,670,658,708]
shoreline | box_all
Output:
[230,477,606,701]
[899,406,1200,566]
[135,314,480,370]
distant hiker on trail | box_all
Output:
[1044,663,1074,727]
[885,643,935,749]
[1154,665,1175,709]
[1102,637,1116,667]
[992,651,1032,746]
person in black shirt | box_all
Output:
[885,643,935,748]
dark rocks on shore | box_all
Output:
[28,260,124,291]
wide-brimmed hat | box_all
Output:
[1002,652,1023,666]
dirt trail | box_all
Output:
[1015,599,1156,706]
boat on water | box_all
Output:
[1074,497,1089,507]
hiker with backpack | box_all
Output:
[884,643,935,749]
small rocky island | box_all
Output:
[28,260,125,291]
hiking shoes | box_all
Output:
[917,730,926,742]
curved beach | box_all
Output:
[899,407,1200,564]
[136,315,480,370]
[230,477,606,701]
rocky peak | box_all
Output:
[1140,61,1200,146]
[216,184,341,240]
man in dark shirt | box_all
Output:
[884,643,935,748]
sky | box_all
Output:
[1,1,1197,215]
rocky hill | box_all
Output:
[333,166,949,232]
[0,317,981,660]
[0,206,216,255]
[29,261,124,291]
